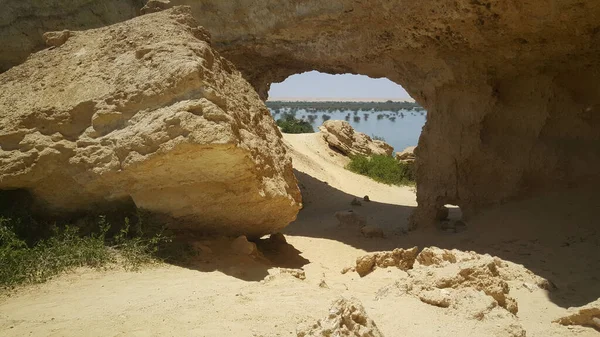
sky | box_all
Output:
[268,71,413,101]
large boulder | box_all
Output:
[0,6,301,238]
[319,120,393,157]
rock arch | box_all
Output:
[2,0,600,226]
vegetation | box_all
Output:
[0,212,172,288]
[371,134,386,141]
[346,155,415,186]
[266,100,423,112]
[276,113,315,133]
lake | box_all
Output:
[269,108,427,153]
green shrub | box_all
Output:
[276,113,314,133]
[0,215,171,288]
[346,155,415,186]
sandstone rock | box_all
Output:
[296,297,384,337]
[418,289,452,308]
[360,225,384,238]
[43,30,71,48]
[319,120,393,157]
[395,146,416,162]
[355,247,418,277]
[0,7,301,237]
[409,253,519,314]
[231,236,258,256]
[350,198,362,206]
[335,210,367,228]
[553,299,600,329]
[2,1,599,230]
[340,266,355,275]
[265,268,306,281]
[415,247,478,267]
[267,232,287,245]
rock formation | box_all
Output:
[553,299,600,330]
[297,297,384,337]
[1,1,599,227]
[319,120,393,157]
[395,146,416,163]
[0,7,301,237]
[355,247,418,277]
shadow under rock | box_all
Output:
[286,168,600,309]
[163,233,310,282]
[284,169,417,252]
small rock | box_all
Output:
[356,255,377,277]
[363,195,370,202]
[43,30,71,47]
[231,235,257,255]
[266,268,306,281]
[351,197,362,206]
[335,210,367,228]
[318,280,329,288]
[593,317,600,329]
[296,297,384,337]
[268,232,287,245]
[361,225,384,238]
[340,266,355,274]
[418,289,452,308]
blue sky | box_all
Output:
[268,71,413,101]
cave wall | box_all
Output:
[1,0,599,226]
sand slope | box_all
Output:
[1,132,598,337]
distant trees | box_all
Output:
[265,100,423,112]
[276,113,314,133]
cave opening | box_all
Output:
[265,71,425,155]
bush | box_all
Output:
[346,155,415,186]
[0,215,171,288]
[276,113,314,133]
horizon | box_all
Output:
[268,71,413,101]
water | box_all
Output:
[269,109,427,153]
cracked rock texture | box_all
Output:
[2,1,600,226]
[0,7,301,237]
[297,297,384,337]
[319,120,393,157]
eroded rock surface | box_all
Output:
[297,297,384,337]
[0,7,301,237]
[553,299,600,330]
[355,247,418,277]
[2,1,599,227]
[320,120,393,157]
[165,0,600,227]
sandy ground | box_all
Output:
[1,132,599,337]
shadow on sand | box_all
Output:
[285,170,600,309]
[165,234,310,282]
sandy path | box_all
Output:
[1,132,598,337]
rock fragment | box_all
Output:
[355,247,419,277]
[231,236,258,256]
[553,299,600,329]
[297,297,384,337]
